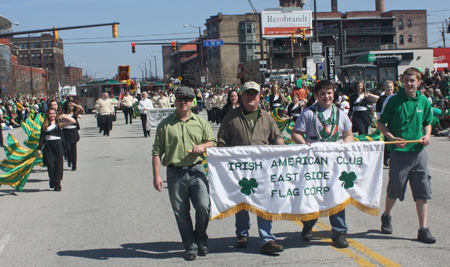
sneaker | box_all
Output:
[236,236,248,248]
[183,251,196,261]
[438,128,450,136]
[332,232,349,248]
[301,226,313,241]
[418,228,436,244]
[383,158,389,167]
[381,214,393,234]
[260,241,284,254]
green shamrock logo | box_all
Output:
[339,171,357,189]
[238,178,258,196]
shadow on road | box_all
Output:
[349,230,415,242]
[57,231,337,260]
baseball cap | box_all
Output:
[175,86,195,99]
[242,81,260,93]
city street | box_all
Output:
[0,111,449,266]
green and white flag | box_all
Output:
[207,141,384,221]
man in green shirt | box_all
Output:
[377,67,436,244]
[152,86,216,261]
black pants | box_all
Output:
[140,114,149,137]
[124,107,133,124]
[211,107,218,123]
[207,109,212,121]
[65,142,77,168]
[217,108,223,124]
[47,156,63,190]
[98,114,112,135]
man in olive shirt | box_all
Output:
[152,86,216,261]
[217,81,285,255]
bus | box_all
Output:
[140,82,169,93]
[77,79,128,113]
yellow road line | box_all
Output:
[315,220,402,267]
[294,221,375,267]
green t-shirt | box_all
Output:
[378,87,433,153]
[242,108,259,131]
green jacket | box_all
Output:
[378,87,432,153]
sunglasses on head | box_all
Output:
[176,96,193,102]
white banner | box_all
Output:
[146,108,175,130]
[207,142,384,221]
[261,11,313,38]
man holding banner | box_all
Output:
[291,80,354,248]
[377,67,436,244]
[218,81,285,255]
[152,86,216,261]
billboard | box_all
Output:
[433,48,450,72]
[261,11,313,38]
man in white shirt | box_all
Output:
[138,91,154,137]
[122,91,134,124]
[95,92,119,136]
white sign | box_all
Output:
[313,55,322,64]
[146,108,176,130]
[207,142,384,221]
[312,42,322,54]
[201,76,206,83]
[261,11,313,38]
[259,60,267,71]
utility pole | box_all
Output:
[314,0,319,78]
[443,23,446,48]
[28,34,33,93]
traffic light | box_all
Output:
[112,24,118,38]
[290,31,296,43]
[53,27,59,43]
[300,28,306,40]
[131,43,136,53]
[172,42,177,53]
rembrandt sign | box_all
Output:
[207,142,384,221]
[261,11,312,38]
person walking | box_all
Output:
[138,92,154,138]
[152,87,216,261]
[95,92,118,136]
[37,108,76,191]
[122,91,134,125]
[349,81,379,135]
[62,101,84,171]
[217,81,285,255]
[377,68,436,244]
[291,80,354,248]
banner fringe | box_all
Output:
[211,198,379,221]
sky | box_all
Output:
[2,0,450,80]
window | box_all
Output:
[374,23,378,28]
[37,54,41,60]
[246,24,252,34]
[399,35,404,44]
[19,55,23,60]
[49,53,53,59]
[408,35,412,42]
[369,37,373,43]
[360,37,365,43]
[31,43,35,49]
[48,41,53,47]
[247,56,253,61]
[25,54,29,59]
[408,19,412,27]
[368,22,373,28]
[252,24,256,33]
[35,42,41,48]
[399,20,403,30]
[44,53,48,58]
[360,22,364,28]
[31,54,36,59]
[49,63,54,69]
[240,25,245,34]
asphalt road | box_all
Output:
[0,111,449,266]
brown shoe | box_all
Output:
[236,236,248,248]
[260,241,284,254]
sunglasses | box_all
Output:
[176,97,193,102]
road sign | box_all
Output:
[178,76,183,81]
[313,55,322,64]
[312,42,322,54]
[201,76,206,83]
[259,60,267,71]
[203,39,224,47]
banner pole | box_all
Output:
[384,140,422,145]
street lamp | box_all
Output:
[184,24,204,82]
[152,50,161,81]
[146,55,152,79]
[140,61,147,80]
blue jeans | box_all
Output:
[235,210,275,246]
[302,209,348,239]
[167,164,210,253]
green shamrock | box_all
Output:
[339,171,357,189]
[238,178,258,196]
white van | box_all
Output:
[270,74,295,84]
